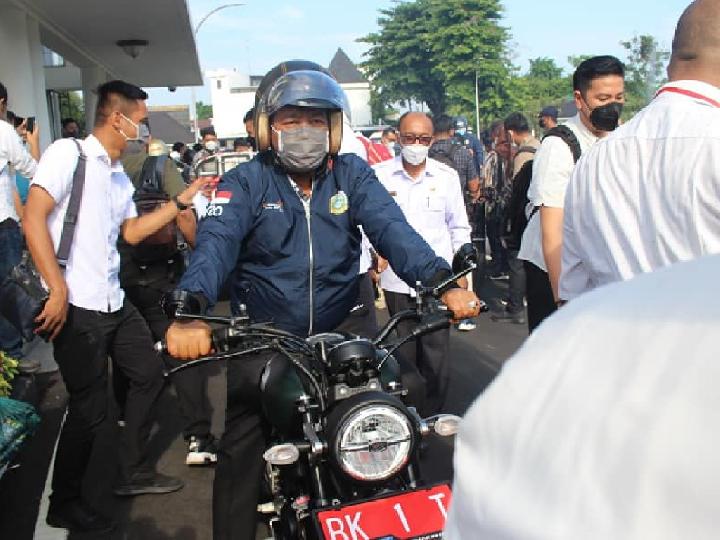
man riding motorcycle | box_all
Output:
[164,65,481,540]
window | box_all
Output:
[42,46,65,67]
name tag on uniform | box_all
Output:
[330,190,348,215]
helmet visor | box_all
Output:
[266,70,347,117]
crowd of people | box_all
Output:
[1,0,719,537]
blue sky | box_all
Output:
[147,0,690,107]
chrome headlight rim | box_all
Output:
[326,392,418,484]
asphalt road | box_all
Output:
[0,279,527,540]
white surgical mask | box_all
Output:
[119,113,142,142]
[401,144,429,166]
[204,140,219,152]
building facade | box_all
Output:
[0,0,201,148]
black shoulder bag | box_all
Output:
[0,139,87,341]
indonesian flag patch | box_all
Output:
[212,190,232,204]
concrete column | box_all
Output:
[82,66,109,129]
[0,6,52,149]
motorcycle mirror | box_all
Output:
[195,157,220,178]
[452,243,478,274]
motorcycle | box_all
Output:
[161,245,479,539]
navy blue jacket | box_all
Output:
[178,153,452,336]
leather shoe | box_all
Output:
[46,500,115,533]
[113,472,184,496]
[491,309,526,324]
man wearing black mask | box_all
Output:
[518,56,625,331]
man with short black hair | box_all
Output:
[61,117,80,139]
[490,112,540,324]
[453,115,484,174]
[504,112,541,178]
[561,0,720,301]
[23,79,203,532]
[243,108,256,150]
[538,106,558,132]
[232,137,253,153]
[381,126,399,156]
[430,114,479,194]
[192,127,220,167]
[519,56,625,331]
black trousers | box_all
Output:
[50,301,164,506]
[119,284,213,440]
[485,216,508,272]
[524,261,556,332]
[383,290,450,417]
[333,272,378,337]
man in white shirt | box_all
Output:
[518,56,625,331]
[0,80,40,371]
[560,0,720,301]
[374,112,471,415]
[445,254,720,540]
[23,80,202,533]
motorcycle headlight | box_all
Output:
[333,405,414,482]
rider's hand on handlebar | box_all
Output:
[440,289,482,322]
[166,320,213,360]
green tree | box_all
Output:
[59,91,85,130]
[621,35,669,115]
[369,88,398,124]
[360,0,511,123]
[426,0,513,124]
[567,54,593,69]
[359,1,447,117]
[510,57,571,129]
[196,101,213,120]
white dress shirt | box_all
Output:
[373,156,470,295]
[338,118,373,274]
[560,80,720,300]
[518,114,598,271]
[445,254,720,540]
[31,135,137,312]
[0,120,37,222]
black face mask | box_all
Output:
[539,118,546,129]
[589,101,623,132]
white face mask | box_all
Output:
[119,113,142,142]
[204,140,219,152]
[401,144,429,166]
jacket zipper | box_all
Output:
[298,182,315,335]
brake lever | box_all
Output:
[430,262,477,298]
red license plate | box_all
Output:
[315,484,452,540]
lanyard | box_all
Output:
[655,86,720,108]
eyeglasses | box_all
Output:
[399,133,433,146]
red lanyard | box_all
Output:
[655,86,720,108]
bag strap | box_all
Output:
[543,126,582,163]
[56,139,87,267]
[154,155,168,192]
[516,145,537,155]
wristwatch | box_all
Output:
[172,195,190,211]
